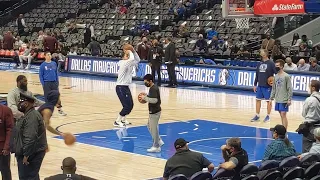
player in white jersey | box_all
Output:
[114,44,141,127]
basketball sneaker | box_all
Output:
[159,140,164,147]
[251,115,260,122]
[147,146,161,153]
[263,115,270,122]
[113,121,125,128]
[58,109,67,116]
[122,116,132,125]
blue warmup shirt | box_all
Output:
[39,61,59,85]
[254,60,276,87]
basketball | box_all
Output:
[63,133,76,146]
[123,43,134,51]
[138,92,147,104]
[268,76,274,86]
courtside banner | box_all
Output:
[254,0,305,15]
[66,56,319,94]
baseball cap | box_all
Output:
[174,138,189,149]
[19,93,35,103]
[314,127,320,137]
[270,124,286,136]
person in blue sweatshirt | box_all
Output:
[39,52,67,116]
[251,49,276,122]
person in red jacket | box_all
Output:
[0,104,14,180]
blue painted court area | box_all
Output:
[55,119,302,166]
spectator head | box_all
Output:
[299,59,306,65]
[266,33,271,40]
[18,93,35,113]
[174,138,189,151]
[198,34,203,39]
[19,14,23,18]
[259,49,269,60]
[44,51,52,61]
[226,137,242,153]
[152,39,158,46]
[86,20,91,24]
[275,59,285,70]
[270,124,286,139]
[314,128,320,142]
[309,80,320,94]
[143,74,154,87]
[16,75,28,91]
[61,157,77,174]
[285,57,293,65]
[310,57,318,67]
[6,31,12,36]
[301,35,307,41]
[275,39,281,46]
[142,37,148,43]
[165,37,172,44]
[38,30,44,36]
[212,36,218,40]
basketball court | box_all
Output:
[0,70,306,180]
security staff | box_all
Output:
[147,39,163,86]
[16,93,47,180]
[299,80,320,152]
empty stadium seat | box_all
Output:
[304,162,320,179]
[241,175,259,180]
[311,175,320,180]
[190,171,212,180]
[168,174,188,180]
[279,156,300,174]
[261,170,282,180]
[300,153,320,169]
[239,164,259,178]
[259,160,279,171]
[212,169,236,180]
[282,166,304,180]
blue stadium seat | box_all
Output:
[190,171,212,180]
[240,164,259,178]
[261,170,282,180]
[282,166,304,180]
[237,60,244,67]
[300,153,320,169]
[242,61,249,67]
[231,60,237,66]
[224,60,231,66]
[241,175,259,180]
[311,175,320,180]
[259,160,279,171]
[168,174,188,180]
[304,162,320,179]
[279,156,299,174]
[212,168,235,180]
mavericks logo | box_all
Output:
[272,3,304,11]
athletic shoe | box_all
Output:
[147,147,161,153]
[25,65,30,70]
[263,115,270,122]
[123,119,131,125]
[159,140,164,147]
[18,65,23,69]
[114,121,125,128]
[58,109,67,116]
[251,115,260,122]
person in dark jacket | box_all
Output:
[87,37,101,56]
[137,37,150,60]
[148,39,163,86]
[16,93,47,180]
[3,31,15,50]
[0,104,14,180]
[43,33,58,54]
[164,37,177,87]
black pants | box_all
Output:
[302,125,319,153]
[43,81,59,102]
[167,63,177,85]
[151,62,161,85]
[0,154,11,180]
[16,151,45,180]
[116,85,133,116]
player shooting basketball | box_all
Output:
[251,49,276,122]
[270,59,293,129]
[114,44,141,127]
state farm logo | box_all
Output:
[272,3,304,11]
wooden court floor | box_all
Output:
[0,71,305,180]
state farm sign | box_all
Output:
[254,0,305,15]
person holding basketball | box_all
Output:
[114,44,141,127]
[139,74,164,152]
[270,59,293,129]
[251,49,276,122]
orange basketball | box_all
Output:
[63,133,76,146]
[138,92,147,104]
[123,43,134,51]
[268,76,274,86]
